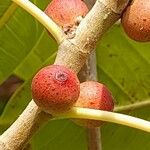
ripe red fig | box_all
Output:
[31,65,80,114]
[45,0,88,29]
[121,0,150,42]
[73,81,114,128]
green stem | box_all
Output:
[115,100,150,112]
[55,107,150,133]
[11,0,65,43]
[0,3,17,29]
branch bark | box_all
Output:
[87,127,102,150]
[0,0,129,149]
[55,0,129,73]
[0,101,51,150]
[86,52,102,150]
[84,0,96,9]
[78,51,102,150]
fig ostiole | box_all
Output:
[31,65,80,115]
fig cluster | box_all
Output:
[121,0,150,42]
[31,0,114,128]
[31,65,114,128]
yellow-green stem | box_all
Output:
[11,0,65,43]
[55,107,150,133]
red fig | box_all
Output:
[31,65,80,114]
[121,0,150,42]
[73,81,114,128]
[45,0,88,28]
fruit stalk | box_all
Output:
[0,1,129,150]
[55,107,150,133]
[11,0,65,43]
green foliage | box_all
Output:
[0,0,150,150]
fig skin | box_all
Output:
[121,0,150,42]
[45,0,89,28]
[31,65,80,114]
[73,81,114,128]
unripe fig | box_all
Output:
[121,0,150,42]
[31,65,80,114]
[73,81,114,128]
[45,0,88,28]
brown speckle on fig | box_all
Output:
[73,81,114,128]
[31,65,80,114]
[121,0,150,42]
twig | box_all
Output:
[12,0,65,43]
[55,107,150,133]
[0,1,129,150]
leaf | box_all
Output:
[0,0,51,84]
[0,80,31,127]
[0,0,56,131]
[97,25,150,107]
[101,106,150,150]
[14,30,57,80]
[97,25,150,150]
[0,98,6,115]
[0,0,12,18]
[31,120,87,150]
